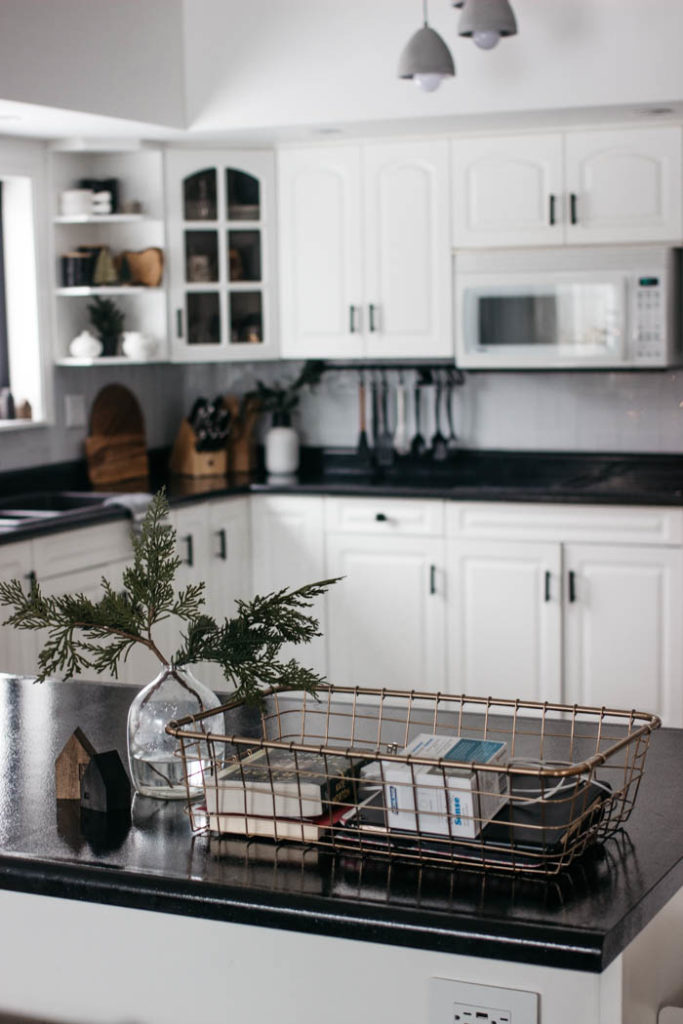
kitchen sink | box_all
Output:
[0,491,116,532]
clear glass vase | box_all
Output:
[127,664,224,800]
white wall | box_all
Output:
[183,0,683,134]
[0,0,186,129]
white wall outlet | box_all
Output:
[429,978,539,1024]
[64,394,87,429]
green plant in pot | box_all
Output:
[87,295,125,357]
[251,360,324,476]
[0,491,338,800]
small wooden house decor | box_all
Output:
[55,727,97,800]
[80,750,131,814]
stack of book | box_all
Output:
[204,746,370,841]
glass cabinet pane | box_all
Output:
[185,230,218,283]
[187,292,221,346]
[226,169,260,220]
[183,169,217,220]
[230,292,263,344]
[228,230,261,282]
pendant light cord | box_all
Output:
[423,0,428,26]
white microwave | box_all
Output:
[454,246,682,370]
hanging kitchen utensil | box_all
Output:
[431,371,448,462]
[393,372,410,456]
[446,371,459,455]
[356,371,371,463]
[410,374,427,458]
[370,371,380,451]
[375,369,395,468]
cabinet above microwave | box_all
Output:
[454,246,682,370]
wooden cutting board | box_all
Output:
[85,384,149,486]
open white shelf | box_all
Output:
[54,214,147,224]
[55,286,162,297]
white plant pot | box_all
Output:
[265,424,300,476]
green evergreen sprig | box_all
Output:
[0,490,338,707]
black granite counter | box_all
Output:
[0,675,681,974]
[1,448,682,546]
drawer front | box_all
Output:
[33,520,132,580]
[446,502,683,546]
[325,497,445,537]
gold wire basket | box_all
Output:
[166,685,660,877]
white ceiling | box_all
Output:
[0,0,682,145]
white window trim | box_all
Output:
[0,137,52,426]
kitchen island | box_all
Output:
[0,676,681,1024]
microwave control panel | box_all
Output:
[631,275,669,364]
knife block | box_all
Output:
[169,419,228,477]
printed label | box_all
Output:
[389,785,399,815]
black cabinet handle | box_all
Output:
[544,570,551,602]
[182,534,194,568]
[25,571,36,589]
[176,308,184,338]
[570,193,578,225]
[217,528,227,561]
[548,194,556,226]
[568,570,576,603]
[375,513,388,522]
[368,304,377,332]
[349,305,357,334]
[430,565,436,595]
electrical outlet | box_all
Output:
[429,978,538,1024]
[64,394,86,429]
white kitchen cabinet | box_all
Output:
[250,495,327,677]
[451,126,682,247]
[564,127,683,244]
[451,133,564,248]
[166,149,278,362]
[278,146,363,360]
[447,539,562,703]
[278,140,451,360]
[324,497,446,691]
[0,540,38,676]
[563,543,683,724]
[446,502,683,725]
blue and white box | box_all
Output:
[382,733,509,839]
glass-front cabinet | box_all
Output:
[166,150,277,361]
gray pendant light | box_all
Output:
[458,0,517,50]
[398,0,455,93]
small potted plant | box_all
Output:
[88,295,125,357]
[0,490,337,800]
[251,360,324,476]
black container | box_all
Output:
[61,251,95,288]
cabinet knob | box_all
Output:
[375,512,388,522]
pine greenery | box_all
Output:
[0,490,338,708]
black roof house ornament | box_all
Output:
[80,750,131,815]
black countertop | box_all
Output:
[1,676,681,974]
[1,449,683,545]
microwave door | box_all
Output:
[457,273,627,369]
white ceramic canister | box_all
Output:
[69,330,103,359]
[264,414,300,476]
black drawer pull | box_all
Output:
[375,513,388,522]
[217,528,227,561]
[176,308,183,338]
[544,570,551,602]
[429,565,436,595]
[568,570,576,603]
[570,192,578,225]
[548,194,556,226]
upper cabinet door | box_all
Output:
[564,127,683,244]
[451,133,564,248]
[166,149,278,362]
[363,140,452,359]
[278,146,364,359]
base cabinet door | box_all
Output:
[251,496,327,677]
[563,543,683,725]
[325,533,446,692]
[447,539,562,703]
[0,541,38,676]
